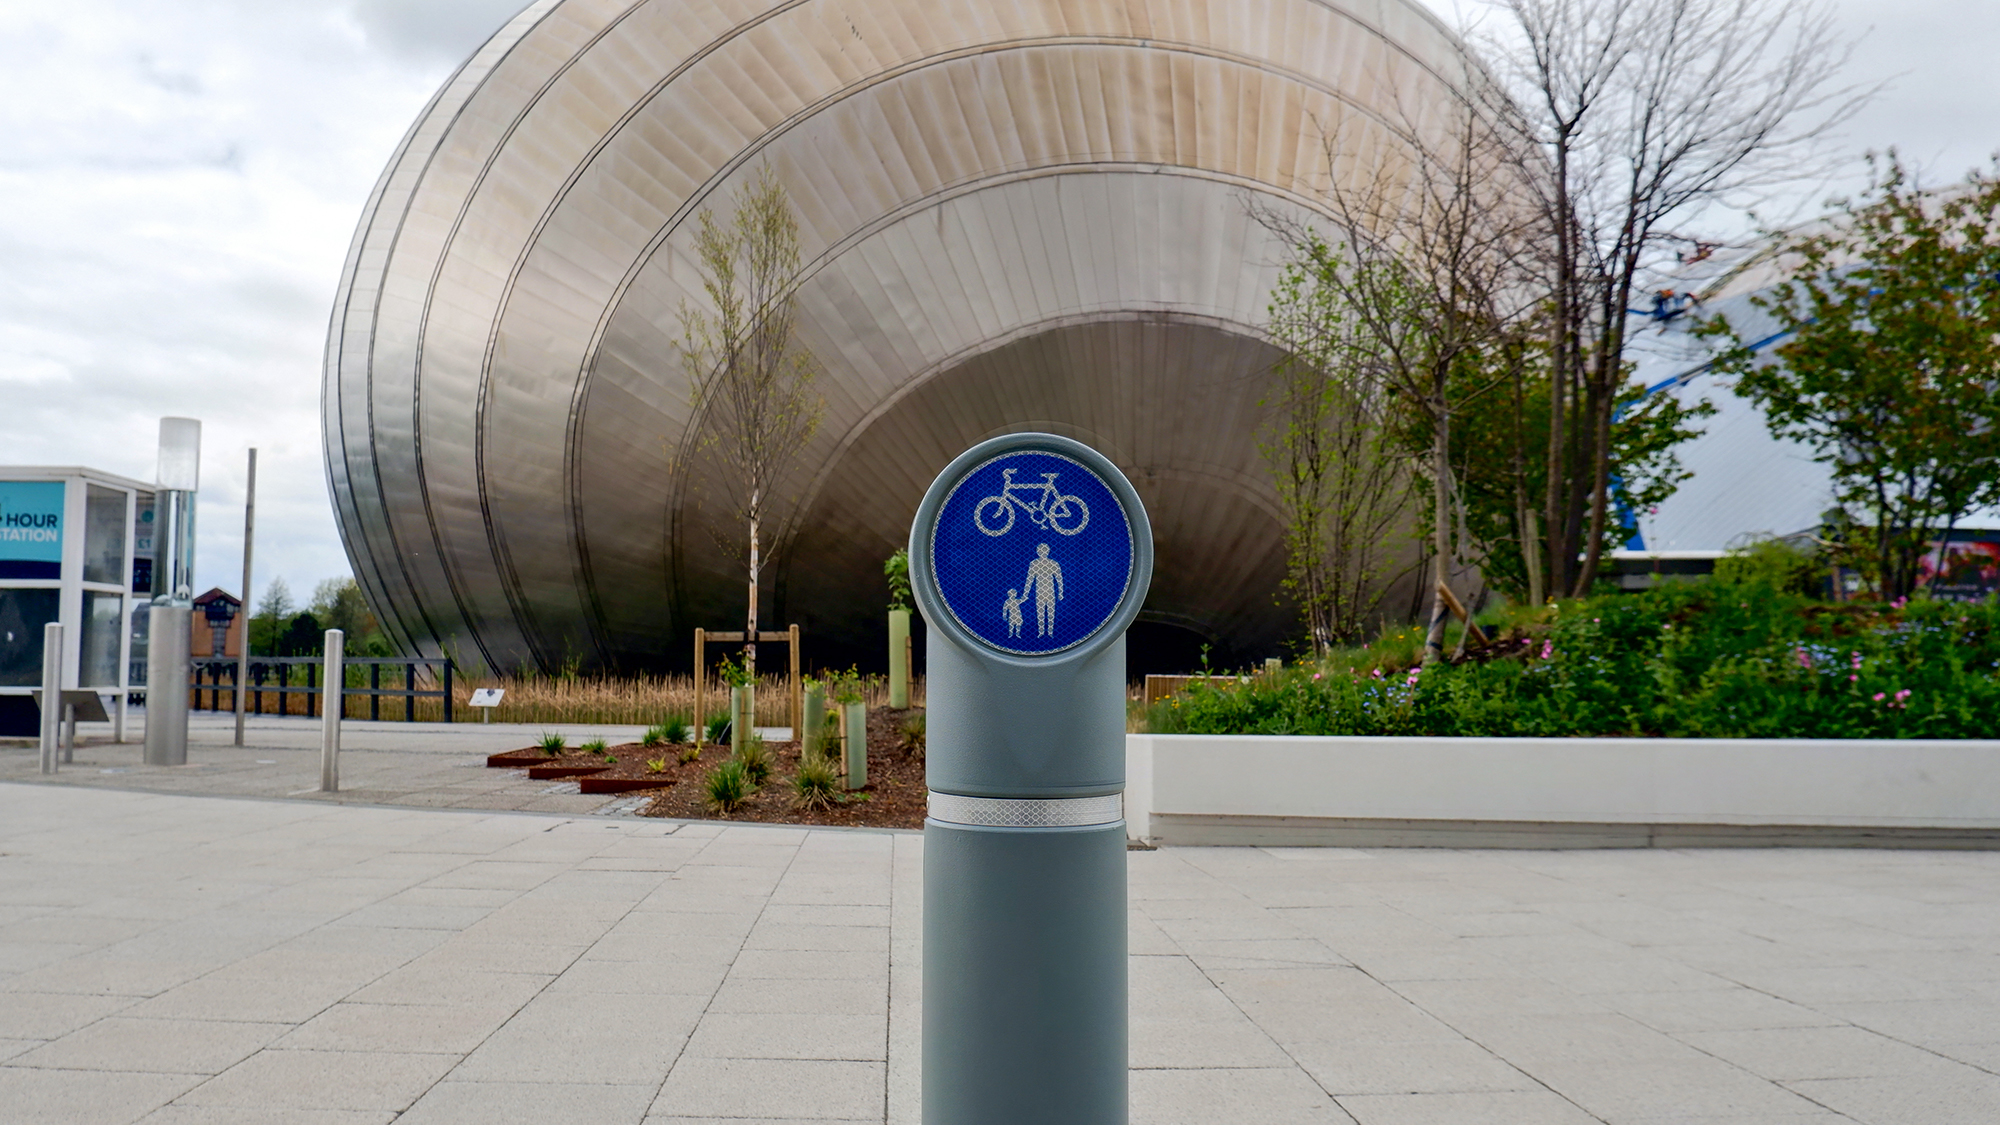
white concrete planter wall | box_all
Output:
[1125,735,2000,848]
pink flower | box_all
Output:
[1872,692,1885,702]
[1312,672,1323,681]
[1540,641,1554,659]
[1371,668,1383,679]
[1850,652,1863,670]
[1794,649,1812,670]
[1849,674,1858,683]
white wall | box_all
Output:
[1126,735,2000,844]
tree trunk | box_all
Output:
[1424,404,1451,666]
[1573,377,1616,596]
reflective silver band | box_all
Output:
[927,791,1123,828]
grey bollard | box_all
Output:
[39,622,62,775]
[143,604,192,766]
[911,433,1153,1125]
[62,703,75,764]
[842,701,867,789]
[321,629,344,792]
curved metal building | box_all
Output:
[323,0,1480,674]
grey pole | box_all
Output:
[38,622,62,775]
[234,449,256,747]
[911,433,1153,1125]
[321,629,344,792]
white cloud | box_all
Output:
[0,0,522,608]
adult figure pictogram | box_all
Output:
[1024,544,1064,637]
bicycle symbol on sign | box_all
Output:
[974,468,1090,537]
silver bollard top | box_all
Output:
[911,433,1153,797]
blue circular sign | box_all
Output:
[930,449,1134,656]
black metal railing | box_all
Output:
[190,657,454,722]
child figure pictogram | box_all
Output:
[1002,587,1026,638]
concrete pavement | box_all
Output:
[0,713,683,816]
[4,780,2000,1123]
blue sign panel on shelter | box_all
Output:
[930,450,1134,656]
[0,481,65,581]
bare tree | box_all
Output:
[1490,0,1868,596]
[1260,91,1545,663]
[1263,243,1422,654]
[677,167,824,680]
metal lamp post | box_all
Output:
[144,417,200,766]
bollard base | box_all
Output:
[143,605,193,767]
[923,818,1127,1125]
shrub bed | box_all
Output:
[1150,580,2000,739]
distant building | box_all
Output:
[191,588,243,659]
[322,0,1486,674]
[1609,247,2000,598]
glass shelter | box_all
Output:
[0,467,152,738]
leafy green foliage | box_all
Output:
[581,738,608,754]
[793,754,841,811]
[704,758,754,812]
[735,735,772,786]
[897,712,926,758]
[643,716,694,748]
[1700,154,2000,599]
[677,743,701,765]
[645,757,669,774]
[1151,577,2000,739]
[884,549,913,612]
[537,732,566,756]
[704,713,731,745]
[713,655,753,689]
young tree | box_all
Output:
[1263,236,1422,654]
[309,578,378,639]
[677,167,825,681]
[250,578,295,656]
[1261,91,1544,664]
[1700,156,2000,599]
[1490,0,1868,596]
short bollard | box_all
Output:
[320,629,344,792]
[39,622,62,775]
[911,433,1154,1125]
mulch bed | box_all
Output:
[485,708,926,829]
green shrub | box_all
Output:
[537,732,566,756]
[661,715,693,745]
[581,738,608,754]
[645,756,669,774]
[704,713,731,745]
[898,712,926,757]
[641,725,668,748]
[794,754,841,811]
[705,758,753,812]
[1713,537,1825,597]
[1151,579,2000,740]
[677,743,701,764]
[736,735,772,786]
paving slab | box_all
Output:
[6,781,2000,1123]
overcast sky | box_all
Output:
[1,0,1992,613]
